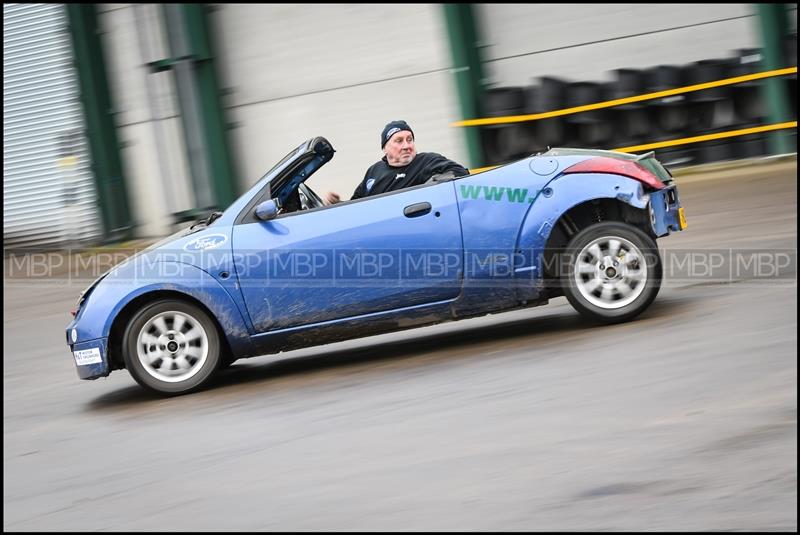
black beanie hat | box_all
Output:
[381,120,414,149]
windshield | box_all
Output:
[223,137,336,226]
[258,141,309,185]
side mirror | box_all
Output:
[254,199,280,221]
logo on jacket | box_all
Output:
[366,178,375,191]
[184,234,228,252]
[395,173,406,181]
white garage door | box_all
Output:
[3,3,102,249]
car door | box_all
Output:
[231,181,463,333]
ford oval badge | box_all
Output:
[184,234,228,252]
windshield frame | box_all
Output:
[233,137,335,226]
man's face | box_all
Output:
[384,130,416,166]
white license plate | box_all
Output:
[74,347,102,366]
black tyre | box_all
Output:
[561,222,662,324]
[122,299,221,395]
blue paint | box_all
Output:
[71,338,109,380]
[66,137,686,386]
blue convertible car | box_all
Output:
[66,137,686,395]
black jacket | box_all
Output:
[351,152,469,200]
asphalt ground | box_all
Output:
[3,159,797,531]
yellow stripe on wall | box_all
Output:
[453,67,798,128]
[614,122,798,153]
[466,121,798,173]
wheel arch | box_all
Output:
[514,173,655,298]
[542,197,652,280]
[107,290,234,371]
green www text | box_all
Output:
[459,184,536,203]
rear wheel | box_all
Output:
[122,299,221,395]
[562,222,662,324]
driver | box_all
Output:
[324,120,469,204]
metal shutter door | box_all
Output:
[3,3,102,249]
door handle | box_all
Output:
[403,202,432,218]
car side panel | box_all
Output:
[232,181,464,332]
[451,156,586,316]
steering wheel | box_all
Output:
[298,188,311,210]
[298,183,324,210]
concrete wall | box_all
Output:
[95,3,776,240]
[211,4,467,197]
[478,4,760,86]
[98,4,195,238]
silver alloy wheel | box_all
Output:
[136,310,209,383]
[573,235,648,310]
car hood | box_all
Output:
[77,136,336,297]
[78,223,228,301]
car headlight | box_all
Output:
[72,272,108,317]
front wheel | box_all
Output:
[561,222,662,324]
[122,299,221,395]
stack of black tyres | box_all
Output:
[684,58,736,164]
[480,87,530,164]
[608,68,651,150]
[730,48,769,159]
[478,46,797,167]
[640,65,693,167]
[525,76,569,152]
[785,33,797,150]
[564,81,613,149]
